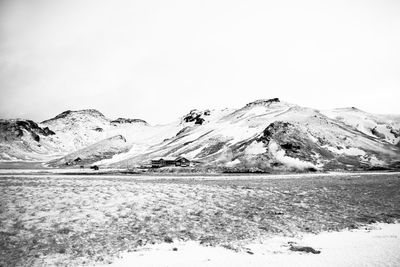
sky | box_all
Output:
[0,0,399,125]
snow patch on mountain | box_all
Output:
[324,146,366,156]
[245,141,266,155]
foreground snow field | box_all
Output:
[101,223,400,267]
[0,172,399,266]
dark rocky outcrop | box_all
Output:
[175,127,191,137]
[196,141,227,158]
[0,119,55,143]
[371,127,385,139]
[245,98,280,108]
[195,117,205,125]
[280,143,301,151]
[258,121,335,163]
[32,132,40,142]
[183,109,207,125]
[389,127,400,138]
[289,244,321,254]
[42,127,55,135]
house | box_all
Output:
[151,157,190,168]
[151,157,175,168]
[174,157,190,167]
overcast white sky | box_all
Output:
[0,0,399,124]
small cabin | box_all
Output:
[174,157,190,167]
[151,157,175,168]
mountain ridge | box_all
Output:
[1,99,399,172]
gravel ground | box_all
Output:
[0,173,399,266]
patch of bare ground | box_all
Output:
[0,173,399,266]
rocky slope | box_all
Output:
[1,99,399,171]
[0,119,57,160]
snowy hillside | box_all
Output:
[0,119,58,160]
[321,108,400,146]
[1,99,399,172]
[109,99,400,171]
[47,135,130,167]
[0,109,178,162]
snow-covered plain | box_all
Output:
[1,172,399,266]
[102,223,400,267]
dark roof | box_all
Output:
[151,157,190,161]
[152,157,176,161]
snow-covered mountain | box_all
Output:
[0,109,178,162]
[321,107,400,146]
[0,119,58,160]
[1,99,399,171]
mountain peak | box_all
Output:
[245,98,280,108]
[42,109,105,123]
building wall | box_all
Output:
[151,158,190,167]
